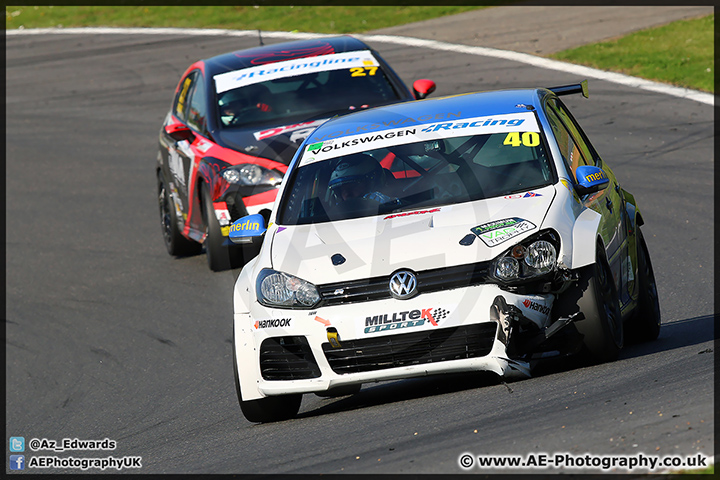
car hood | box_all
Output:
[270,185,556,284]
[215,129,301,166]
[215,117,329,167]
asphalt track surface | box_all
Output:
[5,30,714,474]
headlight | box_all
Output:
[257,269,320,308]
[525,240,557,274]
[495,256,520,280]
[490,231,559,284]
[222,164,282,186]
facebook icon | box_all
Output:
[10,455,25,470]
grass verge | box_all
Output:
[549,14,714,93]
[4,5,486,33]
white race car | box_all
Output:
[229,81,661,422]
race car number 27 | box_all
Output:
[350,67,378,77]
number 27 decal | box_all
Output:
[350,67,378,77]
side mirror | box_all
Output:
[164,122,195,142]
[412,79,436,100]
[575,165,609,196]
[229,213,267,245]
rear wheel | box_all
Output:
[574,247,624,362]
[157,171,201,256]
[626,228,661,342]
[200,183,241,271]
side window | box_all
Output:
[545,101,591,182]
[186,74,207,134]
[173,72,196,122]
[553,99,597,164]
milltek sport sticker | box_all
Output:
[471,217,536,247]
[215,50,379,93]
[362,307,451,334]
[301,112,538,165]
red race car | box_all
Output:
[157,36,435,271]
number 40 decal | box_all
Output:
[504,131,540,147]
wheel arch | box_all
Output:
[197,156,232,201]
[233,312,264,401]
[570,207,605,269]
[621,187,644,232]
[192,157,225,231]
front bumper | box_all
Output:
[234,283,556,400]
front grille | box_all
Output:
[322,324,497,375]
[317,261,491,306]
[259,336,321,380]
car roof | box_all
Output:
[306,88,547,143]
[203,35,373,77]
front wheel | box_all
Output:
[626,228,661,342]
[240,394,303,423]
[574,247,624,363]
[200,184,241,272]
[233,340,302,423]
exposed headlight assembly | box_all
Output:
[490,231,559,284]
[222,164,282,186]
[256,269,320,308]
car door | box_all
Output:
[162,71,198,226]
[163,69,214,236]
[544,97,633,309]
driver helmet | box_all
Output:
[219,84,273,117]
[328,153,384,201]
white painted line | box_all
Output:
[7,27,714,106]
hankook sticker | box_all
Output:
[255,318,292,329]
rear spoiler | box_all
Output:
[548,79,589,98]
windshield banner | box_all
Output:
[301,112,539,165]
[215,50,378,93]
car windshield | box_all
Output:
[278,129,555,225]
[216,61,401,129]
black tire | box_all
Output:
[314,384,362,398]
[574,246,624,363]
[626,228,661,342]
[157,171,202,256]
[200,183,241,272]
[240,393,303,423]
[232,340,302,423]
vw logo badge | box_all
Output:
[389,270,418,299]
